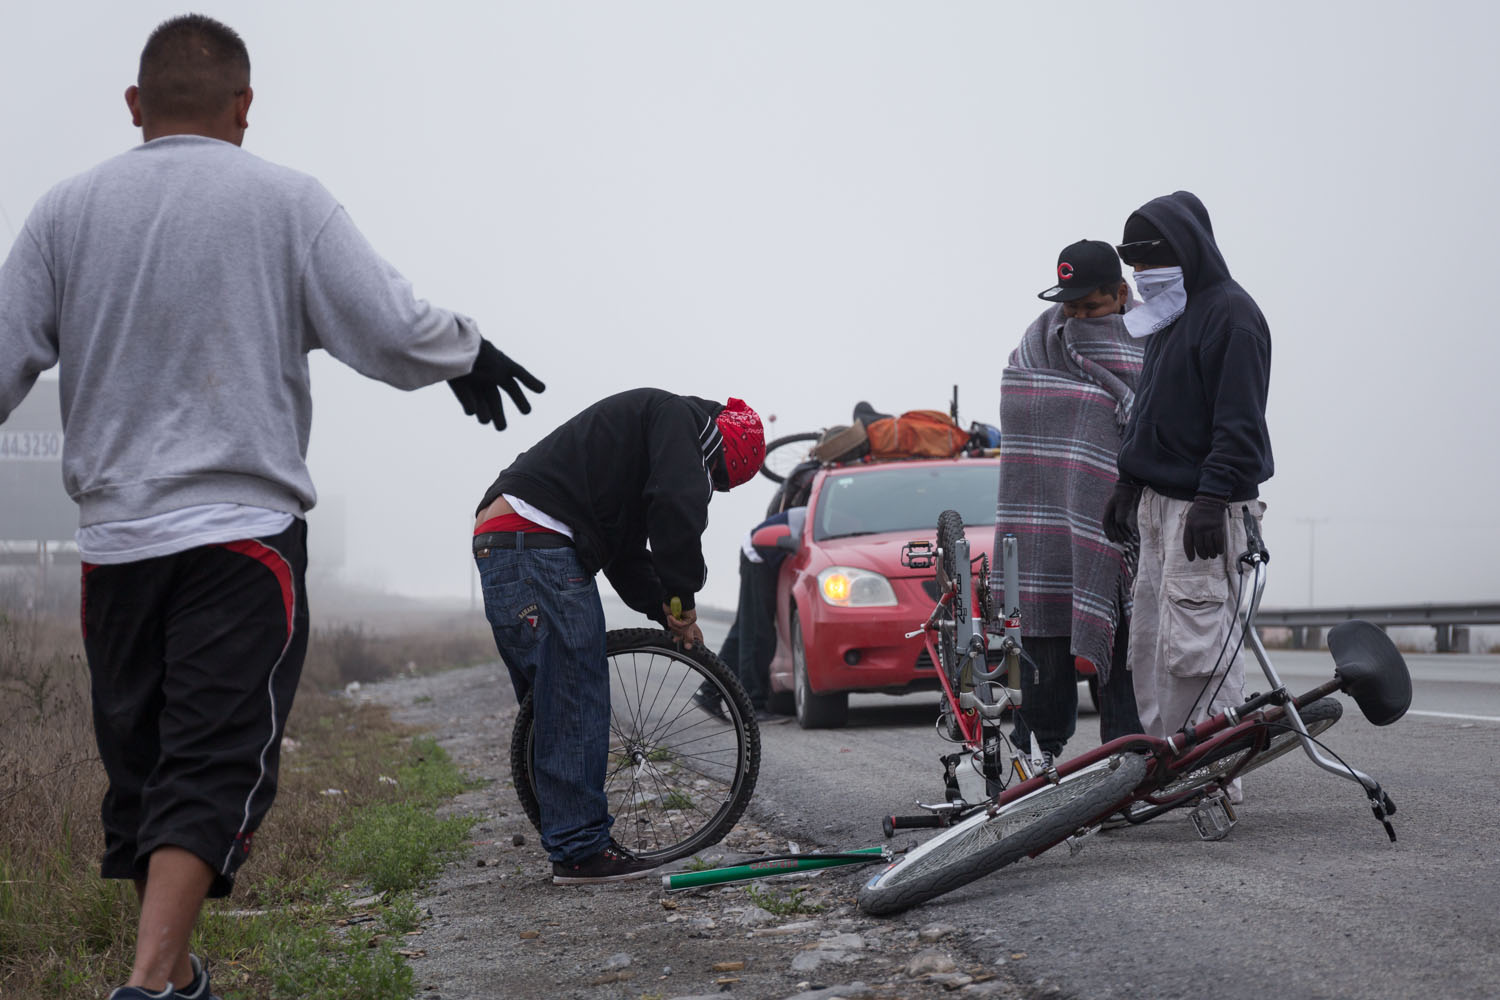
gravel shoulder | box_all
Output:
[358,662,1053,1000]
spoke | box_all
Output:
[638,659,712,747]
[639,760,732,825]
[610,650,646,740]
[649,716,743,752]
[644,752,738,788]
[635,652,684,746]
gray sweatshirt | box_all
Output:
[0,135,479,526]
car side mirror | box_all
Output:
[752,523,799,552]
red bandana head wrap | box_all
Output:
[716,398,764,489]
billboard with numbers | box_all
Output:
[0,379,76,541]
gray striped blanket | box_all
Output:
[990,304,1143,681]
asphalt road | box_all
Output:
[686,618,1500,1000]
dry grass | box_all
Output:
[0,599,492,999]
[0,610,121,994]
[301,619,495,690]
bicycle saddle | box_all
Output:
[1328,620,1412,726]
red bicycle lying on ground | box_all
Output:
[859,507,1410,915]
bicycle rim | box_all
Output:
[510,628,761,864]
[1131,697,1342,822]
[759,432,821,484]
[858,752,1148,916]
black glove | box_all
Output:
[1182,495,1228,561]
[446,339,545,431]
[1101,482,1142,545]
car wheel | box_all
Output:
[792,609,848,729]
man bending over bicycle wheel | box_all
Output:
[472,389,764,883]
[1102,192,1273,805]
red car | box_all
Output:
[759,456,1002,728]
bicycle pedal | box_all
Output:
[1189,793,1237,842]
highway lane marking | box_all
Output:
[1408,709,1500,723]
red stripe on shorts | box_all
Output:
[221,540,295,640]
[80,562,98,638]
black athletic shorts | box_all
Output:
[82,518,309,898]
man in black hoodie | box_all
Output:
[472,388,764,882]
[1101,192,1272,800]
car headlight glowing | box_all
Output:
[817,567,898,607]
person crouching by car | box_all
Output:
[472,389,764,884]
[693,504,808,723]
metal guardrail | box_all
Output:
[1256,603,1500,653]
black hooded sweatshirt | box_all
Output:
[1116,191,1273,501]
[477,388,725,622]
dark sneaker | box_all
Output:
[691,682,728,721]
[553,839,660,885]
[106,955,217,1000]
[176,955,220,1000]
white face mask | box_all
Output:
[1133,266,1184,301]
[1124,267,1187,338]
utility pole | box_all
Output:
[1295,516,1329,606]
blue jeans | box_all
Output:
[476,543,611,864]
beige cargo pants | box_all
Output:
[1129,489,1266,758]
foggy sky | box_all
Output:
[2,1,1496,613]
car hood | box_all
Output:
[813,528,992,580]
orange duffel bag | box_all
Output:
[864,409,969,459]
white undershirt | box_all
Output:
[77,503,296,564]
[502,494,575,539]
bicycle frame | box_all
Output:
[905,529,1039,791]
[969,520,1389,826]
[864,510,1403,915]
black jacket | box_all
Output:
[1117,191,1273,501]
[478,388,724,622]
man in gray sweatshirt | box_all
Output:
[0,15,542,999]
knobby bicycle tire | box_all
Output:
[934,510,965,683]
[759,432,822,484]
[1129,697,1343,823]
[858,752,1149,916]
[935,509,965,595]
[509,629,761,865]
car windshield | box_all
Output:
[813,464,999,541]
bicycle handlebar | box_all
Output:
[884,814,950,837]
[1239,504,1269,564]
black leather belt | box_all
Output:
[473,531,575,556]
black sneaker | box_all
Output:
[691,682,728,721]
[106,955,219,1000]
[553,839,660,885]
[176,955,220,1000]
